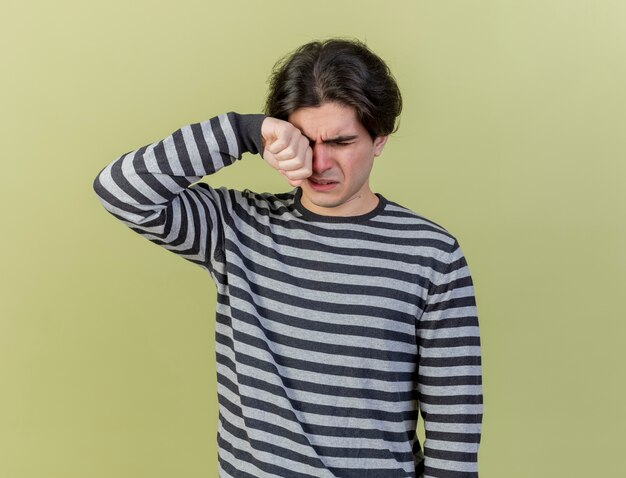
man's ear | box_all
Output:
[373,135,389,157]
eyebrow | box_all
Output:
[303,134,359,145]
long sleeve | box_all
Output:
[92,112,266,272]
[417,239,483,477]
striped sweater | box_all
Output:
[93,112,482,478]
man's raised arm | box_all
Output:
[92,113,311,271]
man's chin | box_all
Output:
[301,188,346,210]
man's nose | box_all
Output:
[311,143,333,174]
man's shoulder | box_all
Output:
[379,196,458,250]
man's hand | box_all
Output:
[261,117,312,187]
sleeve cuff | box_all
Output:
[229,113,267,158]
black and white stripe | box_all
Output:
[93,112,482,478]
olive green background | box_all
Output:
[2,1,624,476]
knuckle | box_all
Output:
[273,140,287,151]
[282,146,296,158]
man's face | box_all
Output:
[288,102,388,217]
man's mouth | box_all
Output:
[309,177,338,185]
[307,177,339,191]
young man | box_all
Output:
[93,39,482,478]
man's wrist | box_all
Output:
[229,112,267,157]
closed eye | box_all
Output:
[306,135,358,147]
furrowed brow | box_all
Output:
[302,134,359,145]
[322,135,358,144]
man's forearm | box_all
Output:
[92,112,266,226]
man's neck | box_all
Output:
[300,190,379,217]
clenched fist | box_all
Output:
[261,117,312,187]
